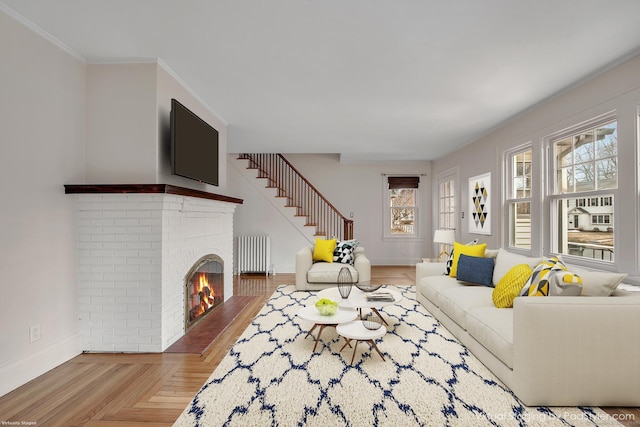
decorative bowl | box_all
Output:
[362,313,383,330]
[315,298,338,316]
[355,282,383,293]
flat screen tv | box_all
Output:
[170,98,219,186]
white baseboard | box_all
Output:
[0,333,82,398]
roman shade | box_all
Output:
[387,176,420,189]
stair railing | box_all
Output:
[238,153,354,240]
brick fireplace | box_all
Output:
[66,184,242,352]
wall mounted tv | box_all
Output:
[171,98,219,186]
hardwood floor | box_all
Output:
[0,266,636,426]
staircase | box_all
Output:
[236,153,353,241]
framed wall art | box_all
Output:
[469,172,491,235]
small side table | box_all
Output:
[336,320,386,365]
[297,306,358,352]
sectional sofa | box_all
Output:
[415,248,640,407]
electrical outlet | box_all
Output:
[30,324,41,343]
[350,212,355,218]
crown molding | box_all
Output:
[0,2,85,63]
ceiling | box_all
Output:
[4,1,640,162]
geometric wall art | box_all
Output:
[468,172,491,235]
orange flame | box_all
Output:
[194,273,215,317]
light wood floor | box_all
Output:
[0,266,636,426]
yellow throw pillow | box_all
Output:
[492,264,533,308]
[449,241,487,277]
[312,238,337,262]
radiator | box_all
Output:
[237,235,271,275]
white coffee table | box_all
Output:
[336,320,386,365]
[297,305,358,352]
[317,286,402,325]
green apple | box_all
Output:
[315,298,338,316]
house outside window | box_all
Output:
[506,146,532,249]
[386,176,419,237]
[549,116,617,262]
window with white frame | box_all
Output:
[549,115,617,262]
[438,178,456,230]
[505,146,532,249]
[386,176,419,237]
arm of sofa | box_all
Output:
[416,262,446,282]
[354,247,371,283]
[512,295,640,406]
[295,247,313,290]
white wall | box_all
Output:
[0,8,233,396]
[0,9,85,396]
[85,61,229,193]
[156,64,228,193]
[432,53,640,281]
[229,153,432,271]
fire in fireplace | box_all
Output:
[185,255,224,331]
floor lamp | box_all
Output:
[433,229,455,262]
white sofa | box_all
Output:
[416,249,640,407]
[296,246,371,291]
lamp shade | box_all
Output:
[433,229,455,245]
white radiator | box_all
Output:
[237,235,271,275]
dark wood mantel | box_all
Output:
[64,184,243,204]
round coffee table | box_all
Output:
[297,306,358,352]
[336,320,386,365]
[317,286,402,325]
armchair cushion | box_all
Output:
[312,238,337,262]
[333,239,359,265]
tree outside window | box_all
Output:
[551,118,616,261]
[387,176,419,236]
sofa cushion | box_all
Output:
[456,254,495,287]
[546,271,583,296]
[438,286,494,330]
[569,267,627,296]
[466,307,514,369]
[492,248,543,286]
[444,239,480,275]
[307,262,358,284]
[520,256,580,297]
[313,238,336,262]
[417,275,466,308]
[449,242,487,277]
[333,240,359,265]
[492,264,533,308]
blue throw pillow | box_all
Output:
[456,253,495,287]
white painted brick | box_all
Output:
[127,319,151,328]
[75,193,235,352]
[103,335,128,344]
[127,335,151,344]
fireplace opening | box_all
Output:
[185,255,224,331]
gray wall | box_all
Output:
[431,54,640,282]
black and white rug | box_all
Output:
[174,285,620,426]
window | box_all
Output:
[506,147,532,249]
[549,116,616,262]
[591,214,611,225]
[386,176,419,236]
[438,178,456,230]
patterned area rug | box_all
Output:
[174,285,620,426]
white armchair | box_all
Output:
[295,246,371,291]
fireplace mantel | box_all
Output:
[64,184,243,204]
